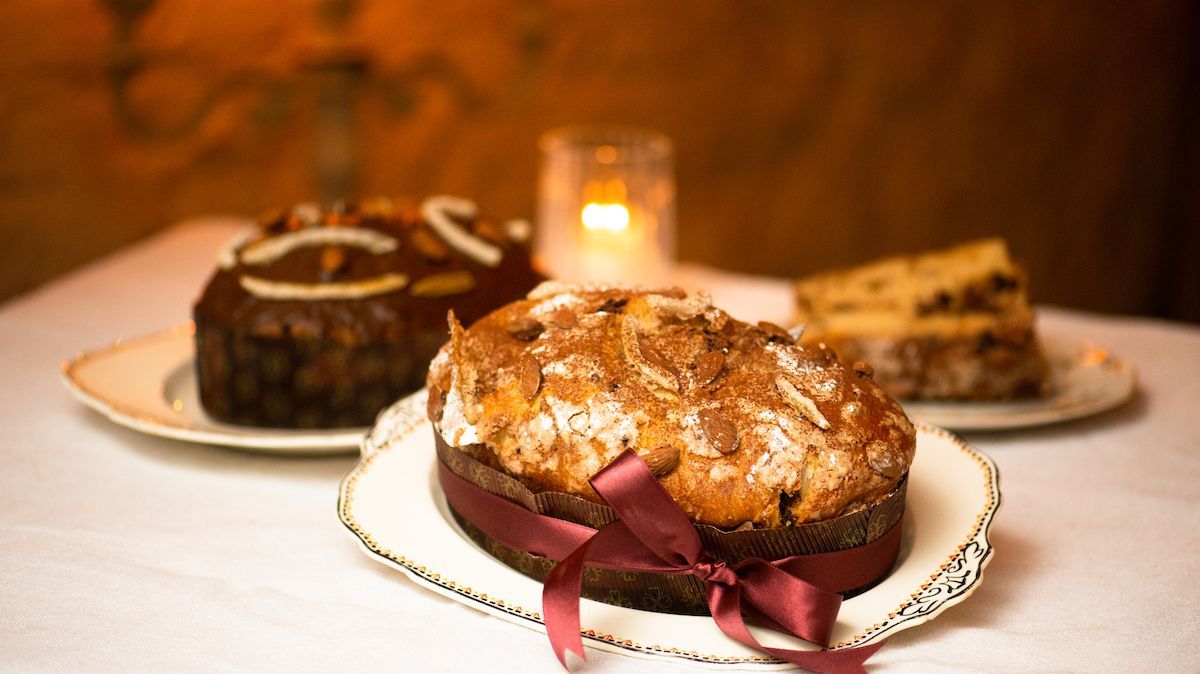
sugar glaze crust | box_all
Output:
[427,283,915,529]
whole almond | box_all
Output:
[518,354,542,399]
[641,340,676,377]
[410,270,476,297]
[699,409,739,454]
[642,445,680,477]
[757,321,793,344]
[694,350,725,386]
[411,228,451,263]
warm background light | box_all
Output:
[0,2,1195,320]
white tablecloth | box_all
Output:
[2,220,1198,673]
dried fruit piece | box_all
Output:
[507,317,545,342]
[410,270,476,298]
[251,320,283,339]
[776,376,831,430]
[757,321,793,344]
[427,384,447,422]
[411,227,451,263]
[699,409,739,454]
[472,218,509,246]
[852,361,874,379]
[694,351,725,386]
[620,315,679,394]
[641,445,681,477]
[320,246,347,276]
[518,354,542,400]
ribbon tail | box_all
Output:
[706,581,884,674]
[544,537,592,668]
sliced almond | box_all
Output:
[411,227,451,263]
[757,321,793,344]
[239,226,398,266]
[852,361,874,379]
[427,384,447,422]
[420,195,503,268]
[694,351,725,386]
[776,376,831,430]
[448,311,481,425]
[239,273,408,300]
[410,270,476,298]
[645,291,711,320]
[699,409,739,454]
[620,314,679,394]
[548,308,578,329]
[518,354,542,400]
[641,445,680,477]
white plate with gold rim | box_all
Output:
[61,325,364,454]
[338,392,1000,669]
[902,337,1136,432]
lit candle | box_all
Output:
[536,127,675,285]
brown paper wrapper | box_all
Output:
[436,432,906,616]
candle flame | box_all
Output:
[581,202,630,233]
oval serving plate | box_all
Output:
[338,392,1001,669]
[61,324,364,454]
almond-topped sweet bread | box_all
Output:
[427,282,916,529]
[794,238,1049,400]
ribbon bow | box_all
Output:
[544,451,882,674]
[436,449,899,673]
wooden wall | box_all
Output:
[1,1,1196,320]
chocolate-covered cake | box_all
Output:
[193,196,542,428]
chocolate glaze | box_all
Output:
[193,201,543,428]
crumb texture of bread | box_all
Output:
[427,284,915,529]
[794,238,1048,400]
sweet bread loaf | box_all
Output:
[427,283,915,528]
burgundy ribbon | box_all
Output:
[437,451,900,673]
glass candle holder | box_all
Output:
[536,125,676,285]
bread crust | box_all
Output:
[428,284,915,528]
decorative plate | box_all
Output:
[61,324,364,454]
[338,392,1001,670]
[902,337,1136,432]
